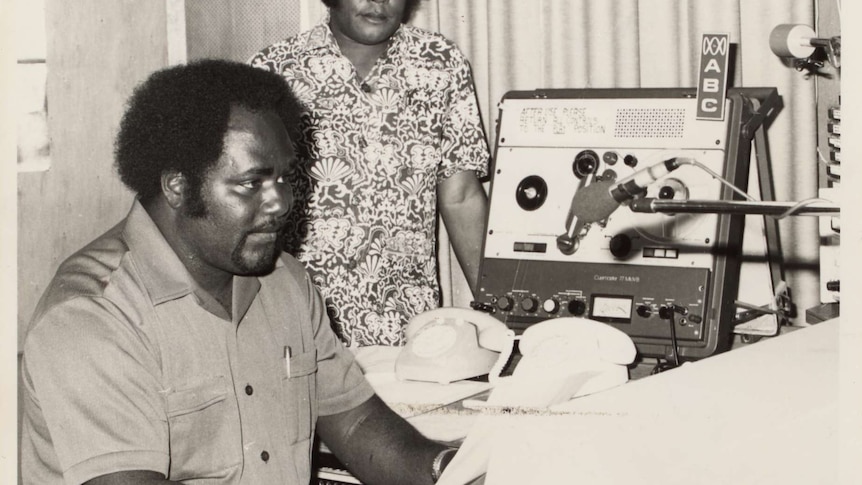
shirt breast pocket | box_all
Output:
[283,349,318,444]
[400,88,445,135]
[165,376,241,481]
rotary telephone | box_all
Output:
[395,307,514,385]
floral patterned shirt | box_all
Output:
[250,22,489,346]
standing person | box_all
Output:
[250,0,490,347]
[20,59,457,485]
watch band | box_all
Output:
[431,447,458,482]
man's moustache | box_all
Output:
[251,218,289,233]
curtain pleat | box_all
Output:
[638,2,685,87]
[300,0,820,321]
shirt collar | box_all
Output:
[122,200,272,322]
[303,23,336,53]
[302,16,406,55]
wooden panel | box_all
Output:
[185,0,301,63]
[17,0,170,349]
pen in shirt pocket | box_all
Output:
[284,346,291,378]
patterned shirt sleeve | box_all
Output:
[438,44,490,181]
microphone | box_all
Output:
[556,158,686,255]
[571,157,686,224]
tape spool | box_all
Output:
[769,24,816,59]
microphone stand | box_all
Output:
[629,198,839,216]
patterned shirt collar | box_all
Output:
[301,17,406,56]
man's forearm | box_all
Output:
[317,395,450,485]
[438,173,489,294]
[84,470,179,485]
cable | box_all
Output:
[676,158,838,218]
[733,280,790,329]
[734,300,779,315]
[675,158,757,201]
[651,306,682,374]
[773,197,836,219]
[668,311,680,367]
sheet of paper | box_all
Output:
[434,414,499,485]
[365,372,491,417]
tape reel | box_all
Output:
[485,147,724,266]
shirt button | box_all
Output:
[245,385,253,396]
[261,451,270,462]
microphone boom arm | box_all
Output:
[629,198,839,216]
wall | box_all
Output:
[15,2,173,482]
[16,1,171,350]
[185,0,300,63]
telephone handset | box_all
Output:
[518,317,636,365]
[395,307,515,385]
[486,317,637,408]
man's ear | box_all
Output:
[161,170,188,210]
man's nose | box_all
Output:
[262,182,293,218]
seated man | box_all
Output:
[20,59,456,485]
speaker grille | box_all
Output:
[614,108,686,138]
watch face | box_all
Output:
[412,322,458,358]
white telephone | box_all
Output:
[428,317,638,485]
[395,307,515,385]
[486,317,637,408]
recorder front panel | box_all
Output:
[474,88,772,360]
[476,259,710,339]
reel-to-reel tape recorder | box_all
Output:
[473,88,780,360]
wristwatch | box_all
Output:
[431,447,458,482]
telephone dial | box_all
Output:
[395,307,637,406]
[395,307,514,385]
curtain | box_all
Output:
[301,0,820,324]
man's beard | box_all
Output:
[183,188,287,276]
[183,182,209,219]
[230,230,285,276]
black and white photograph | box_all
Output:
[2,1,860,484]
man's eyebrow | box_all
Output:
[239,166,275,177]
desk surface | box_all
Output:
[482,320,843,484]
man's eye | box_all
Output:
[240,180,261,190]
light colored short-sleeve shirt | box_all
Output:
[20,201,374,485]
[250,22,490,347]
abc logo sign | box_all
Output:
[696,33,730,121]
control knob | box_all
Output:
[636,305,652,318]
[520,297,539,313]
[496,295,514,312]
[609,234,633,259]
[542,298,560,314]
[568,299,587,316]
